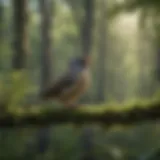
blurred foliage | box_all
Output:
[1,0,160,159]
[0,71,33,113]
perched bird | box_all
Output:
[41,55,91,108]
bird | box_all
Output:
[41,55,91,108]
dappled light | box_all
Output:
[1,0,160,160]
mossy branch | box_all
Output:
[0,101,160,128]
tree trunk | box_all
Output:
[153,10,160,83]
[0,0,4,40]
[40,0,53,89]
[12,0,29,69]
[137,9,148,97]
[24,0,54,158]
[137,9,154,97]
[36,0,54,156]
[96,0,107,102]
[0,1,4,70]
[81,0,95,56]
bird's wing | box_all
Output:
[42,72,78,99]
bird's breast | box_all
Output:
[79,69,91,88]
[59,69,91,103]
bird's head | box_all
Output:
[70,55,91,68]
[68,55,91,78]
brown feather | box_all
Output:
[42,74,76,99]
[58,69,91,104]
[41,56,91,106]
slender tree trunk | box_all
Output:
[137,9,147,97]
[137,9,154,97]
[36,0,54,156]
[0,0,4,40]
[6,1,29,157]
[0,1,4,70]
[40,0,53,89]
[0,6,7,149]
[24,0,54,158]
[12,0,29,69]
[153,10,160,83]
[12,0,31,158]
[96,0,107,102]
[156,49,160,82]
[81,0,94,56]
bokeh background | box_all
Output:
[1,0,160,159]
